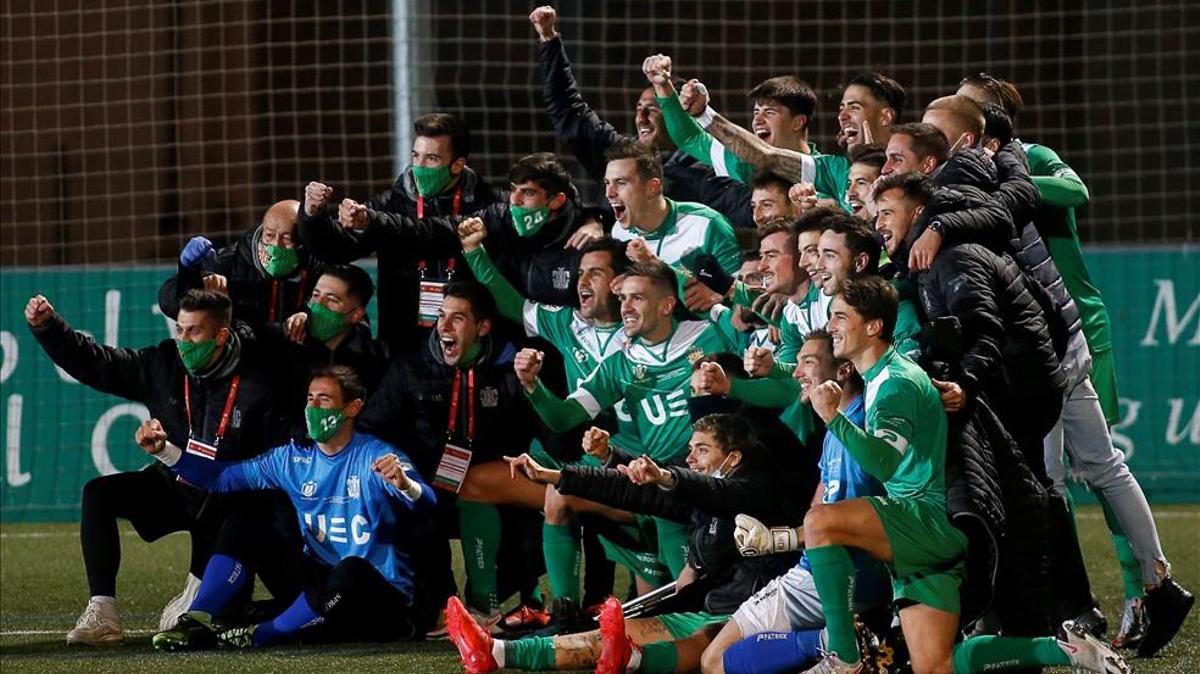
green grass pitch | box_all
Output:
[1,505,1196,673]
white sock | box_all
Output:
[626,645,642,672]
[492,638,506,668]
[90,595,115,605]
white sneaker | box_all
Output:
[426,605,502,640]
[158,573,202,631]
[1059,619,1132,674]
[66,597,123,646]
[801,652,863,674]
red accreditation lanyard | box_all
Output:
[446,368,475,445]
[184,375,242,445]
[417,185,463,220]
[267,269,308,323]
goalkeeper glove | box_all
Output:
[733,513,801,557]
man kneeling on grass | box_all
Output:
[143,365,435,650]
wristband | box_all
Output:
[155,442,183,467]
[696,106,717,128]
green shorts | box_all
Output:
[658,611,729,640]
[597,514,671,585]
[867,496,967,615]
[1089,347,1120,425]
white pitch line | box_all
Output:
[0,531,144,539]
[2,629,154,636]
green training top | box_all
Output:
[1022,141,1113,354]
[827,346,949,505]
[657,94,851,209]
[612,198,742,276]
[526,318,741,462]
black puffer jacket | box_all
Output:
[354,332,536,476]
[557,460,807,615]
[297,166,499,352]
[30,316,295,462]
[536,35,754,229]
[933,145,1081,355]
[158,225,324,328]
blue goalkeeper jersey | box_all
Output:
[171,432,435,599]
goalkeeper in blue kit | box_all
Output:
[145,365,436,650]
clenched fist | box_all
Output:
[135,418,168,455]
[305,181,333,216]
[678,79,710,116]
[457,217,487,252]
[529,5,558,41]
[809,380,842,423]
[642,54,673,88]
[24,295,55,328]
[513,349,545,392]
[338,199,368,231]
[743,346,774,377]
[694,361,731,396]
[582,426,612,463]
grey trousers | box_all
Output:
[1044,332,1168,585]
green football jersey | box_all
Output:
[860,347,949,504]
[571,319,740,462]
[775,284,833,368]
[612,198,741,276]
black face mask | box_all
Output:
[687,394,742,423]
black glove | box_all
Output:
[694,254,734,295]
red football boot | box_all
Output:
[446,596,499,674]
[595,596,635,674]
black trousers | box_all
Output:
[214,511,417,642]
[79,463,292,598]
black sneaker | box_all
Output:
[151,611,217,651]
[1137,576,1194,657]
[1072,606,1109,640]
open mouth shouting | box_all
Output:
[579,287,596,311]
[439,333,460,362]
[610,201,629,226]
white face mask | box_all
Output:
[711,453,737,480]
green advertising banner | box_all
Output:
[1,251,1197,522]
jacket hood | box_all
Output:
[239,224,313,279]
[425,329,517,369]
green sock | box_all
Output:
[638,640,679,673]
[1100,496,1145,599]
[951,635,1070,673]
[543,523,582,602]
[505,636,557,670]
[806,545,859,663]
[654,517,689,578]
[457,500,501,611]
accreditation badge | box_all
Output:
[418,280,447,327]
[432,442,473,492]
[185,437,218,461]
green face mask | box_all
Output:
[305,406,345,443]
[177,338,218,373]
[412,164,453,196]
[308,301,351,342]
[263,243,299,277]
[510,205,550,237]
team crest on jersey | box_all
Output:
[573,348,588,364]
[346,475,361,499]
[686,346,705,364]
[301,481,317,497]
[479,386,499,408]
[552,267,571,290]
[632,364,648,382]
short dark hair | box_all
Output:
[443,280,496,323]
[750,170,794,195]
[747,76,817,121]
[804,329,864,391]
[925,95,985,138]
[846,71,907,117]
[178,289,232,326]
[791,205,843,235]
[960,72,1024,119]
[756,215,798,242]
[980,102,1014,147]
[578,237,630,275]
[848,143,886,172]
[740,250,762,264]
[889,122,950,167]
[872,171,935,206]
[824,215,881,275]
[691,412,758,459]
[320,264,375,307]
[508,152,573,200]
[604,141,663,182]
[692,352,748,379]
[310,364,367,403]
[623,260,678,298]
[836,277,899,342]
[414,113,471,159]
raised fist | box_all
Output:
[582,426,612,462]
[24,295,55,328]
[305,181,333,216]
[694,361,731,396]
[372,453,412,490]
[529,5,558,41]
[809,380,842,422]
[338,198,368,231]
[457,217,487,252]
[743,346,775,377]
[788,182,818,213]
[678,79,710,116]
[642,54,673,87]
[135,418,167,456]
[514,348,545,391]
[180,236,214,269]
[625,237,654,264]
